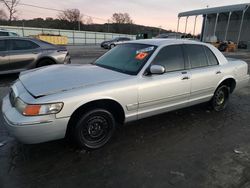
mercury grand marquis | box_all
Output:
[2,39,249,150]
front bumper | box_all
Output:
[2,95,70,144]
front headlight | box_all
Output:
[15,98,63,116]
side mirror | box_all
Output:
[150,65,165,74]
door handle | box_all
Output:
[32,52,39,54]
[182,76,190,80]
[216,71,221,74]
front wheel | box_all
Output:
[73,109,116,150]
[211,85,230,111]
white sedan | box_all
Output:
[2,39,249,150]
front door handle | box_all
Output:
[216,71,221,74]
[182,76,190,80]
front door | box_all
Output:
[138,44,191,119]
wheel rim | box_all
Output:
[213,86,229,111]
[80,113,113,147]
[215,90,225,105]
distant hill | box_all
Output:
[0,18,174,37]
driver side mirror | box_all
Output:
[150,65,165,74]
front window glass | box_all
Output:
[153,45,185,72]
[95,43,156,75]
[10,39,40,50]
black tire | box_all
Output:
[211,85,230,111]
[36,59,55,68]
[73,109,116,150]
[218,43,228,52]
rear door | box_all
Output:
[8,39,41,71]
[0,39,9,72]
[183,44,223,105]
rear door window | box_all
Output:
[204,46,219,66]
[10,39,40,51]
[184,44,208,68]
[0,40,7,52]
[153,45,185,72]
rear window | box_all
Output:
[0,32,8,36]
[10,39,40,50]
[204,46,219,66]
[184,44,208,68]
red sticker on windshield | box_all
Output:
[135,52,148,60]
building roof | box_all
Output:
[178,3,250,17]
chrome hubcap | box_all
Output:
[216,90,225,105]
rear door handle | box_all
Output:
[216,71,221,74]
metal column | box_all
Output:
[176,17,180,32]
[184,16,189,34]
[202,14,208,42]
[176,17,180,38]
[237,6,249,45]
[193,16,197,38]
[213,13,219,36]
[224,12,232,41]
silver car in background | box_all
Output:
[2,39,249,150]
[0,37,71,74]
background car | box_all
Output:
[100,37,131,49]
[0,37,71,74]
[0,29,20,37]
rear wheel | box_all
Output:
[36,59,55,67]
[211,85,230,111]
[110,44,115,49]
[73,109,116,150]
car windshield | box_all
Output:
[95,43,156,75]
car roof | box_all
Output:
[0,36,31,40]
[0,36,57,48]
[128,39,206,47]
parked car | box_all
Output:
[0,29,20,37]
[100,37,131,49]
[238,41,248,49]
[2,39,249,150]
[0,37,71,74]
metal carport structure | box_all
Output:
[178,3,250,45]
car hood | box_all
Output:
[19,64,129,97]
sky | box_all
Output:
[3,0,250,34]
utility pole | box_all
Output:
[78,14,81,31]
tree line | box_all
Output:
[0,1,172,36]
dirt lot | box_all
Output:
[0,46,250,188]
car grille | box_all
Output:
[9,89,16,107]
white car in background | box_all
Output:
[0,29,20,37]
